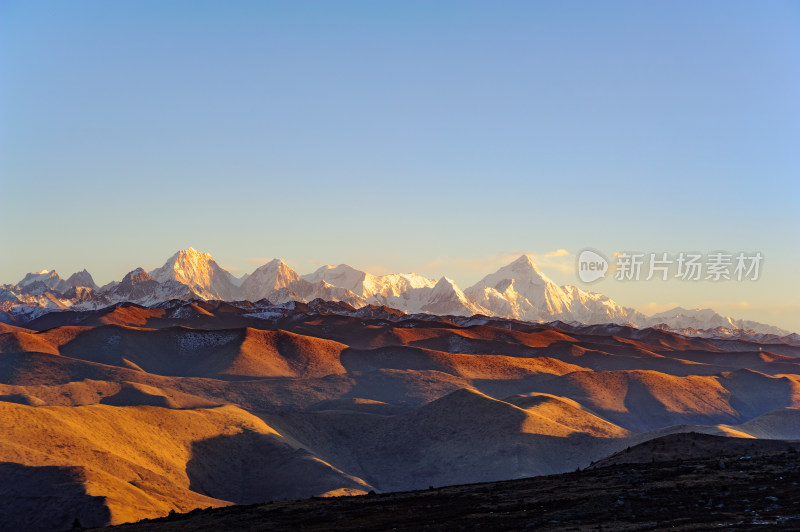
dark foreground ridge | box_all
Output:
[93,434,800,532]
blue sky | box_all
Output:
[1,1,798,330]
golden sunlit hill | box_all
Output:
[1,306,799,530]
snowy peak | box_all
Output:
[15,268,96,293]
[303,264,367,294]
[121,267,153,285]
[512,253,537,268]
[1,252,790,337]
[431,276,459,296]
[106,267,197,305]
[267,278,366,308]
[466,254,557,305]
[303,264,436,300]
[492,254,553,286]
[239,259,301,301]
[149,247,236,300]
[17,270,68,292]
[464,254,643,324]
[650,307,720,321]
[66,269,98,290]
[646,307,736,329]
[419,276,486,316]
[149,248,213,284]
[641,306,788,335]
[367,272,437,299]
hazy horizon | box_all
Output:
[1,245,797,332]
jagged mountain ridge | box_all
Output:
[464,255,643,324]
[149,248,238,300]
[0,248,790,337]
[15,268,97,293]
[302,264,438,299]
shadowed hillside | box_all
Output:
[95,433,800,532]
[1,306,799,529]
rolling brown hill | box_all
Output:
[1,305,799,530]
[94,433,800,532]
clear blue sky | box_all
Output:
[1,1,798,330]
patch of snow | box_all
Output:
[176,330,238,351]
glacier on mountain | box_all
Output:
[0,248,791,337]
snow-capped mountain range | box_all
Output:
[0,248,790,337]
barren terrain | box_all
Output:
[2,301,799,530]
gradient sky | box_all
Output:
[1,1,798,331]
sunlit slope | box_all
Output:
[2,310,800,529]
[0,402,371,531]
